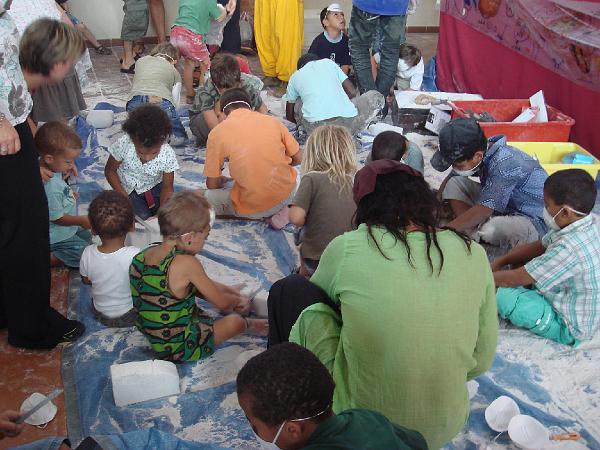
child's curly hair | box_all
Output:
[122,104,172,148]
[88,191,134,239]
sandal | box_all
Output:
[95,45,112,55]
[120,63,135,74]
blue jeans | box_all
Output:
[126,96,187,139]
[129,182,162,220]
[349,6,406,96]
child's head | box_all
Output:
[219,87,252,116]
[158,191,213,254]
[88,190,134,240]
[371,131,408,162]
[34,121,82,174]
[319,3,345,33]
[431,117,487,173]
[297,53,320,70]
[19,18,85,84]
[150,42,179,64]
[543,169,596,230]
[301,125,356,192]
[210,53,241,93]
[237,343,334,450]
[398,44,422,69]
[122,104,172,162]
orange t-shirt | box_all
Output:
[204,109,300,215]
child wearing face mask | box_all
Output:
[432,118,548,248]
[372,43,424,91]
[367,130,424,174]
[105,104,179,219]
[491,169,600,346]
[236,342,428,450]
[130,191,268,361]
[126,42,188,147]
[36,122,92,268]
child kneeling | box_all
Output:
[493,169,600,346]
[237,342,428,449]
[80,191,140,328]
[36,122,91,268]
[130,191,267,361]
[105,104,179,219]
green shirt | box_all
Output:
[173,0,222,36]
[305,409,428,450]
[295,225,498,449]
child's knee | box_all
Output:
[497,287,550,329]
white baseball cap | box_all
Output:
[327,3,343,12]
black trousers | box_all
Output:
[0,122,71,348]
[267,274,340,347]
[218,0,242,54]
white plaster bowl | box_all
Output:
[485,395,521,432]
[20,392,58,426]
[86,109,114,129]
[508,414,550,450]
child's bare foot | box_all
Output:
[245,318,268,336]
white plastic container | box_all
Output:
[111,360,180,407]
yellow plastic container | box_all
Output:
[509,142,600,179]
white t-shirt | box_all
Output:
[80,245,140,318]
[374,53,425,90]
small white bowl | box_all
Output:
[485,396,521,432]
[508,414,550,450]
[86,109,114,129]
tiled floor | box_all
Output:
[0,33,438,450]
[0,269,69,449]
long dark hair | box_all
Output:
[355,171,471,274]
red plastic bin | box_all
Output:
[450,99,575,142]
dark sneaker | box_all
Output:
[59,321,85,344]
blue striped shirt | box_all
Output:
[525,214,600,340]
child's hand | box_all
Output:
[40,166,53,183]
[234,295,251,316]
[80,216,92,230]
[0,410,25,438]
[216,4,227,22]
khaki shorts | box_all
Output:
[121,0,149,41]
[205,186,295,219]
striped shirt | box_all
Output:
[525,214,600,340]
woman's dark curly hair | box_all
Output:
[236,343,334,427]
[355,171,471,274]
[122,104,172,148]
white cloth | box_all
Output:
[108,134,179,195]
[374,53,425,90]
[80,245,140,318]
[0,12,33,125]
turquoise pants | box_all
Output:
[497,287,578,346]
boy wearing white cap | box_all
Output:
[308,3,351,74]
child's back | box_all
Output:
[174,0,222,35]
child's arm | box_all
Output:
[81,276,92,285]
[447,204,494,233]
[494,266,535,288]
[288,206,306,226]
[202,110,220,131]
[159,172,175,207]
[104,156,128,197]
[342,79,357,99]
[53,214,91,229]
[285,101,296,123]
[491,241,545,272]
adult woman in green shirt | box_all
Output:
[268,160,498,449]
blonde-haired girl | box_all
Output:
[289,125,357,276]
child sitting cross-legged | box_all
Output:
[367,130,424,174]
[289,125,357,277]
[127,42,188,147]
[80,191,140,328]
[105,104,179,220]
[492,169,600,346]
[35,122,92,268]
[130,191,268,361]
[236,342,428,450]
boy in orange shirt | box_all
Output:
[203,88,302,226]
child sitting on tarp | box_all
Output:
[432,118,548,248]
[236,342,428,450]
[492,169,600,346]
[367,130,424,174]
[372,43,424,92]
[130,191,268,361]
[308,3,351,74]
[127,42,187,147]
[36,122,92,268]
[80,191,140,328]
[286,53,384,136]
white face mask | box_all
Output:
[543,206,587,231]
[398,58,411,72]
[254,422,285,450]
[453,160,482,177]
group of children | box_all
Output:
[32,2,600,448]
